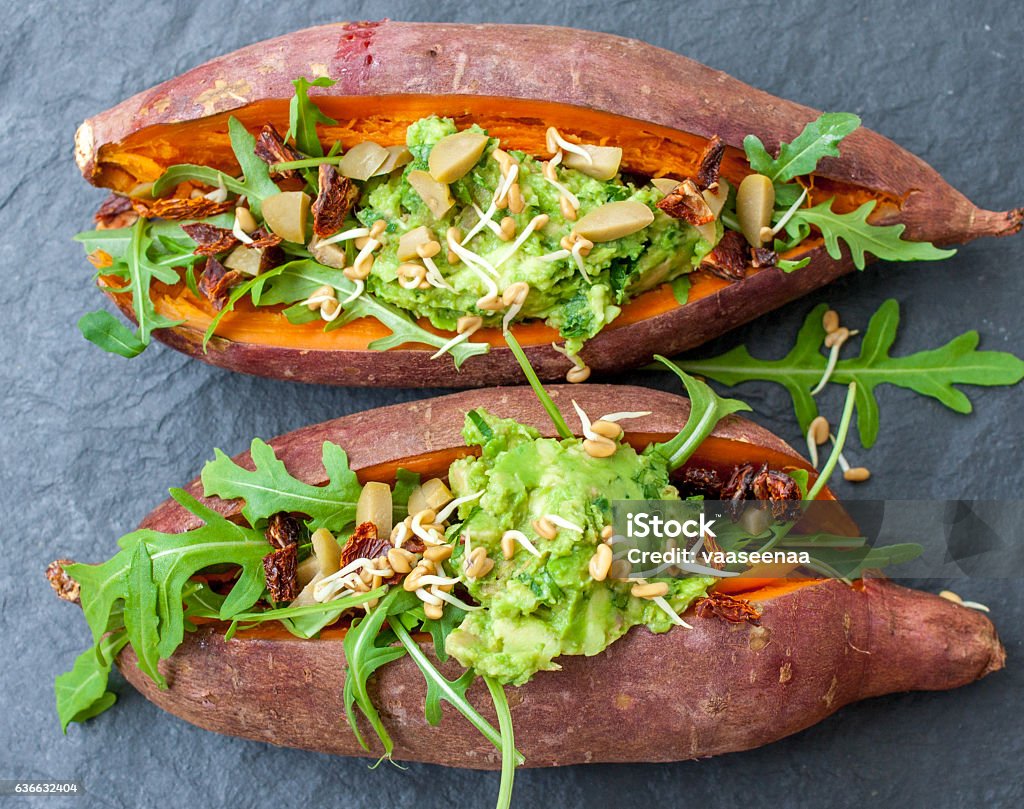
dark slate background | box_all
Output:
[3,1,1021,807]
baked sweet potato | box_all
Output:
[95,385,1001,767]
[74,21,1022,387]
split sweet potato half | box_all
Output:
[81,385,1001,767]
[76,20,1022,386]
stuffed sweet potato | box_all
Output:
[73,21,1021,386]
[50,378,1003,799]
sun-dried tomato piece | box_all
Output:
[263,544,299,601]
[265,512,302,549]
[751,246,778,269]
[254,123,303,179]
[695,135,725,190]
[340,521,391,568]
[656,178,715,225]
[249,227,283,249]
[132,196,235,221]
[752,466,802,522]
[695,592,762,625]
[94,194,138,230]
[45,559,80,604]
[721,463,757,520]
[181,222,240,256]
[197,257,242,310]
[312,165,359,237]
[701,230,749,281]
[677,467,723,499]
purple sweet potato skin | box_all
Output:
[117,386,1004,768]
[78,20,1022,387]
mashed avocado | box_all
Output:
[444,409,713,685]
[356,117,719,353]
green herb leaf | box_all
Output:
[743,112,861,183]
[66,488,268,663]
[287,77,338,158]
[671,275,691,305]
[392,468,421,522]
[484,676,518,809]
[671,300,1024,448]
[229,587,383,639]
[342,587,409,755]
[201,438,362,532]
[504,331,572,439]
[255,259,490,367]
[791,199,955,270]
[77,310,147,357]
[391,620,523,764]
[55,631,127,731]
[652,357,751,469]
[153,117,279,217]
[122,541,164,686]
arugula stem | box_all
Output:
[272,156,344,171]
[504,332,572,439]
[391,622,524,764]
[807,382,856,501]
[484,676,517,809]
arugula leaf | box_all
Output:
[391,620,523,764]
[67,488,268,661]
[201,438,362,532]
[153,117,279,217]
[484,676,518,809]
[77,310,147,357]
[671,274,691,305]
[228,588,383,639]
[791,199,955,270]
[122,541,163,686]
[504,331,572,439]
[287,77,338,158]
[342,587,409,755]
[392,468,421,522]
[55,631,127,732]
[743,112,861,183]
[651,357,751,469]
[671,300,1024,447]
[254,259,490,368]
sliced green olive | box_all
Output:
[736,174,775,246]
[573,200,655,242]
[397,225,433,261]
[339,141,389,181]
[406,485,427,518]
[310,527,341,577]
[223,245,263,276]
[373,145,413,177]
[428,130,489,183]
[261,191,310,243]
[357,481,393,540]
[563,145,623,181]
[407,170,455,219]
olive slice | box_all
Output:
[407,170,455,219]
[261,191,311,243]
[339,142,389,181]
[428,131,489,183]
[736,174,775,246]
[563,144,623,181]
[573,200,654,242]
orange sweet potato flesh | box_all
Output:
[117,385,1004,767]
[77,21,1023,386]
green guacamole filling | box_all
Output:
[356,116,719,353]
[444,409,713,685]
